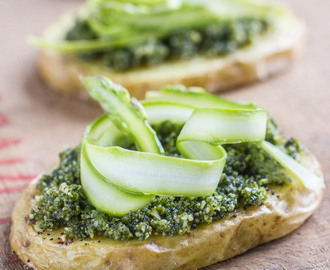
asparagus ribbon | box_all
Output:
[80,76,268,216]
[28,0,286,53]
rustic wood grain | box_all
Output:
[0,0,329,269]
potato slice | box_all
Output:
[10,150,324,269]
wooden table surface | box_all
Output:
[1,0,329,269]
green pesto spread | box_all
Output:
[29,119,302,241]
[66,17,269,71]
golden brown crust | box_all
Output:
[10,152,324,270]
[38,12,304,99]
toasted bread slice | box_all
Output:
[38,10,304,99]
[10,151,323,270]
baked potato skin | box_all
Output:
[10,152,324,270]
[37,11,304,100]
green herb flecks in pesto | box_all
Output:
[30,118,302,241]
[65,17,269,71]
